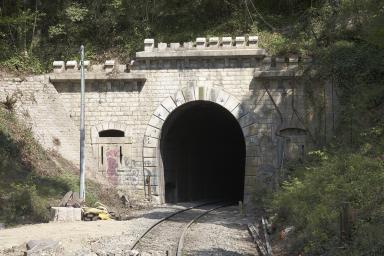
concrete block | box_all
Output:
[208,37,220,47]
[82,60,90,70]
[161,97,177,113]
[144,136,159,148]
[158,43,168,51]
[104,60,115,72]
[235,36,246,48]
[148,115,164,129]
[182,86,196,102]
[223,95,240,112]
[215,90,230,106]
[248,36,258,47]
[222,37,233,47]
[144,38,155,52]
[170,43,180,50]
[144,126,160,140]
[53,61,65,73]
[196,37,207,48]
[153,105,169,120]
[50,207,81,222]
[65,60,78,71]
[174,90,186,106]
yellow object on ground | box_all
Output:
[82,202,111,220]
[98,212,111,220]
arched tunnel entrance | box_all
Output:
[160,101,245,203]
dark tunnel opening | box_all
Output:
[160,101,245,203]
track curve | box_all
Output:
[131,201,232,255]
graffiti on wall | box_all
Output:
[122,157,141,186]
[101,146,143,186]
[106,147,119,185]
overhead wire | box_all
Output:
[248,0,276,31]
[244,0,255,24]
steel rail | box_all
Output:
[176,202,234,256]
[130,200,223,251]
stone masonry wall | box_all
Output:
[0,36,329,208]
[0,76,81,165]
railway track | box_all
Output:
[130,201,233,255]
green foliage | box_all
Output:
[311,40,384,149]
[0,107,109,226]
[0,0,321,72]
[256,30,309,55]
[65,4,88,22]
[272,153,384,255]
[48,24,66,39]
[0,54,43,74]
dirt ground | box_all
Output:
[183,205,259,256]
[0,205,259,255]
[0,207,175,255]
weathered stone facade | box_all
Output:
[0,36,334,208]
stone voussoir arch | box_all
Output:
[90,121,130,142]
[142,85,260,203]
[90,121,131,157]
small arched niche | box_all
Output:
[99,129,125,137]
[280,127,307,160]
[90,123,132,185]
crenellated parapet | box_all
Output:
[49,36,313,80]
[137,36,266,59]
[134,36,313,77]
[255,56,313,78]
[49,60,146,82]
[52,60,125,73]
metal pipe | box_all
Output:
[79,45,86,200]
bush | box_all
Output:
[0,54,44,74]
[0,108,112,226]
[272,152,384,255]
[2,184,50,224]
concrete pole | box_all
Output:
[79,45,86,200]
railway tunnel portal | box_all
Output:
[160,101,245,203]
[40,36,322,209]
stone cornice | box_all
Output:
[49,72,146,82]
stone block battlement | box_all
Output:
[52,60,126,74]
[143,36,259,52]
[50,60,146,82]
[137,36,267,59]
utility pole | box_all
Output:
[79,45,86,200]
